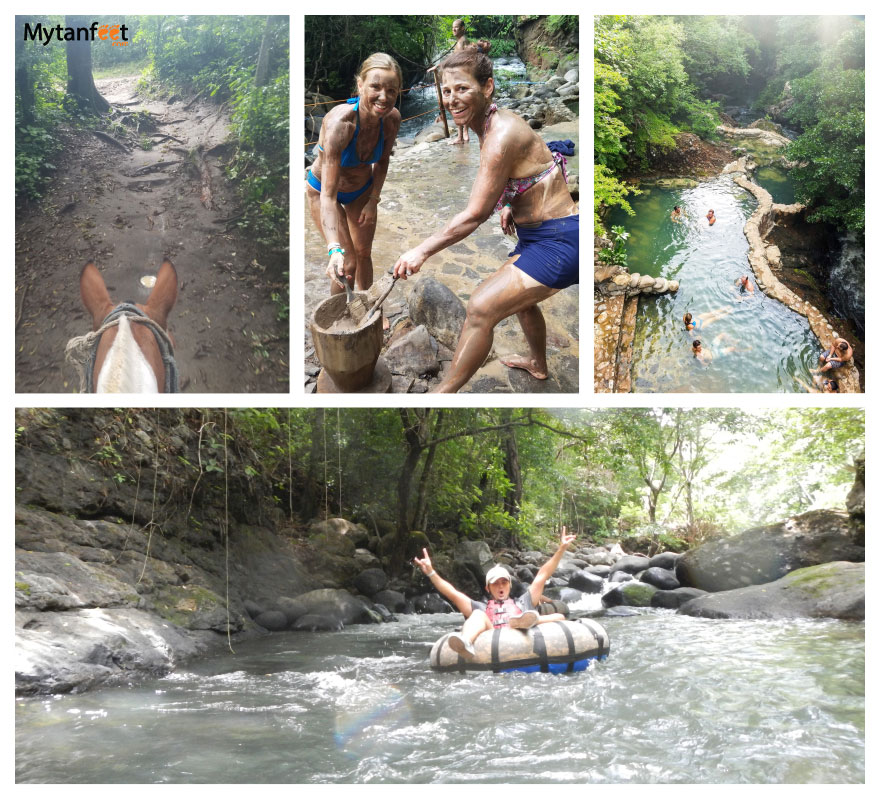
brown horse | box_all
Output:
[78,260,179,392]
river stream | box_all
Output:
[609,176,821,392]
[16,607,864,783]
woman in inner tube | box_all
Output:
[307,53,402,294]
[392,49,579,393]
[413,528,575,660]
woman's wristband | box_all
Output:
[426,570,436,578]
[328,246,345,257]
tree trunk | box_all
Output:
[500,414,522,518]
[65,16,110,113]
[255,16,272,87]
[15,17,34,126]
[412,411,444,531]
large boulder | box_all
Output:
[602,581,657,608]
[352,568,388,597]
[676,510,865,592]
[567,569,605,594]
[383,325,440,378]
[293,588,370,626]
[454,540,495,584]
[612,555,651,575]
[648,551,681,571]
[640,567,680,590]
[651,587,708,609]
[406,276,467,351]
[309,518,369,548]
[847,453,865,547]
[678,562,864,620]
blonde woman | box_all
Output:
[307,53,402,293]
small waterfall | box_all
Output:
[827,231,865,336]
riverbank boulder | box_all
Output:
[678,561,865,620]
[406,276,467,351]
[676,510,865,592]
[602,581,657,608]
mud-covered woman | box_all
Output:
[392,49,578,393]
[307,53,402,294]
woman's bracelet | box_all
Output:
[426,570,436,577]
[328,246,345,256]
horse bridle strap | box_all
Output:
[71,303,179,393]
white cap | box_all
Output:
[485,564,511,586]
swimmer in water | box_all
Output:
[706,209,716,226]
[795,374,840,393]
[735,275,755,295]
[683,307,733,332]
[671,205,684,222]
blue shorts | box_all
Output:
[307,170,372,205]
[509,214,579,289]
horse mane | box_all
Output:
[96,315,159,393]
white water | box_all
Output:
[16,611,864,783]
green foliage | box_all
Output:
[545,16,578,36]
[593,164,638,237]
[785,66,864,232]
[677,15,757,94]
[598,225,630,266]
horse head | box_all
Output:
[79,260,179,393]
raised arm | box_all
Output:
[528,527,576,607]
[413,548,474,617]
[392,138,511,278]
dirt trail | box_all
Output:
[16,76,288,393]
[304,120,579,394]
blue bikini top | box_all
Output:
[318,97,384,167]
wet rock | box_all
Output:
[679,561,864,620]
[648,552,681,570]
[640,567,680,590]
[602,581,657,608]
[254,610,288,631]
[545,586,584,604]
[612,555,651,574]
[676,509,865,592]
[650,587,708,609]
[567,569,605,594]
[353,568,388,597]
[563,68,579,83]
[372,589,410,613]
[847,452,865,547]
[383,325,440,378]
[406,276,466,351]
[292,614,344,632]
[275,596,308,626]
[293,588,371,626]
[412,593,454,614]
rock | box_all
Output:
[274,596,308,626]
[651,587,708,609]
[15,607,208,695]
[454,540,495,584]
[411,593,454,614]
[372,589,410,613]
[353,548,381,569]
[847,453,865,547]
[353,568,388,597]
[610,570,634,584]
[563,68,579,83]
[293,588,371,626]
[546,76,566,90]
[666,280,679,292]
[516,565,535,582]
[679,562,865,620]
[406,276,466,351]
[612,274,630,287]
[584,565,611,578]
[629,273,641,287]
[584,551,617,567]
[612,555,651,575]
[292,614,344,632]
[648,552,681,570]
[638,275,656,289]
[567,569,605,594]
[765,244,782,268]
[545,586,584,605]
[383,325,440,378]
[748,118,783,134]
[602,581,657,608]
[652,278,668,293]
[254,609,288,631]
[528,118,542,129]
[676,510,864,592]
[414,124,448,144]
[556,83,579,98]
[640,567,680,590]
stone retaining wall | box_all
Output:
[723,158,860,392]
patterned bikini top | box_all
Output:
[483,103,569,212]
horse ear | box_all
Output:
[80,262,114,330]
[144,259,178,329]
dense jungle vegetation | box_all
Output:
[20,407,862,567]
[594,15,865,235]
[304,14,573,97]
[15,15,289,250]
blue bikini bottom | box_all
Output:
[307,170,372,205]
